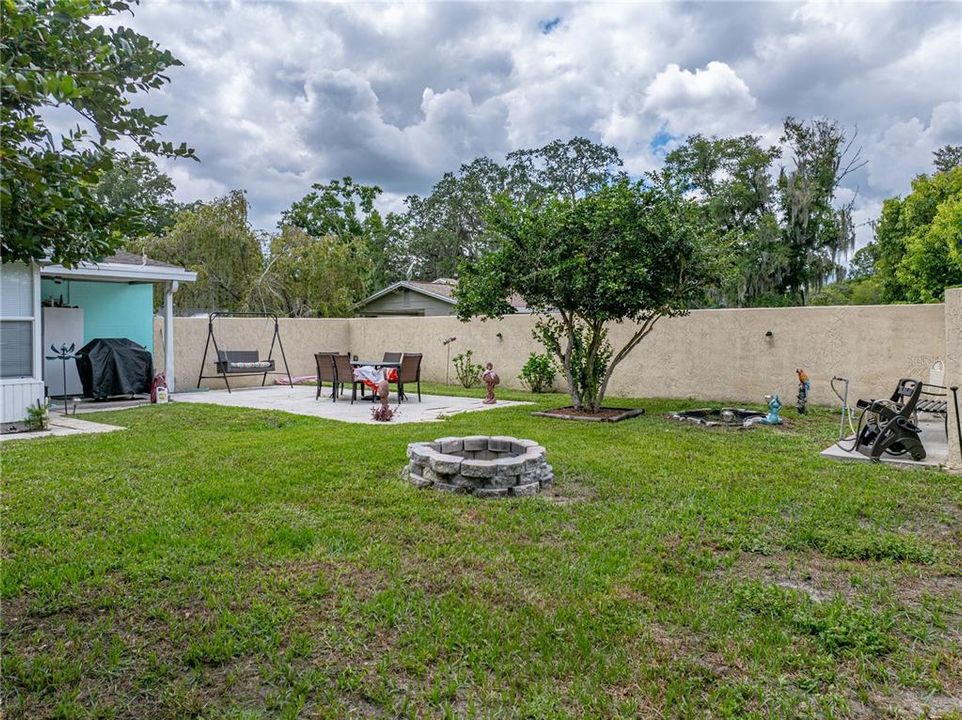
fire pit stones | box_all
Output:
[404,436,553,498]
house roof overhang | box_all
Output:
[40,261,197,284]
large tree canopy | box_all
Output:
[869,166,962,303]
[252,225,370,318]
[456,179,716,412]
[1,0,194,265]
[664,134,782,305]
[96,152,181,236]
[388,137,624,282]
[399,157,509,280]
[137,190,263,313]
[665,119,863,306]
[281,177,394,292]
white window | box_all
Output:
[0,263,36,379]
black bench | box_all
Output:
[916,384,949,432]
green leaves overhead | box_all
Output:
[1,0,195,265]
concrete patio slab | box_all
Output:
[0,414,124,443]
[820,416,950,469]
[172,385,529,424]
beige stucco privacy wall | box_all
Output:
[153,317,350,391]
[157,298,960,466]
[345,304,948,408]
[944,288,961,469]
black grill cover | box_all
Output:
[74,338,154,400]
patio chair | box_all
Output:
[331,353,362,404]
[854,378,927,461]
[314,352,338,401]
[395,352,422,403]
[382,352,402,364]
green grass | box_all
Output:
[2,385,961,719]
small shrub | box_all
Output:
[519,353,557,393]
[25,400,50,431]
[452,350,484,388]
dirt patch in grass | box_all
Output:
[645,621,741,679]
[856,689,962,719]
[900,502,962,545]
[539,471,598,505]
[723,551,962,609]
[532,406,645,422]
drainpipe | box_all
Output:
[164,281,179,392]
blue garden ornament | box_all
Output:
[760,394,783,425]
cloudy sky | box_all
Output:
[124,1,961,246]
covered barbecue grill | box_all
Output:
[74,338,154,400]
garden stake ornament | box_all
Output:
[45,343,76,414]
[796,368,810,413]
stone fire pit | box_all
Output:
[404,436,553,498]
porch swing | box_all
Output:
[196,312,293,393]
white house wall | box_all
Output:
[0,262,45,425]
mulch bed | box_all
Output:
[531,407,645,422]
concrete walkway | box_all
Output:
[0,414,124,443]
[172,385,528,424]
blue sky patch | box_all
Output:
[538,17,561,34]
[650,128,675,154]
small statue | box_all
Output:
[371,378,394,422]
[481,362,500,404]
[759,394,783,425]
[796,368,811,414]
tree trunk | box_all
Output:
[561,313,582,410]
[594,314,662,411]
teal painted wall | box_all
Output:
[41,279,154,351]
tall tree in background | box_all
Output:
[666,118,864,305]
[777,117,864,301]
[139,190,263,313]
[933,145,962,173]
[664,134,782,305]
[395,138,624,281]
[281,177,395,291]
[871,167,962,303]
[252,226,369,318]
[400,157,509,280]
[97,153,182,236]
[1,0,194,265]
[506,136,624,203]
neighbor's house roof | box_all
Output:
[40,251,197,284]
[353,279,530,312]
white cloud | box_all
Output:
[643,61,757,133]
[864,101,962,196]
[106,1,960,231]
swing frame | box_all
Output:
[196,312,293,393]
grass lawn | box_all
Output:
[2,384,961,719]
